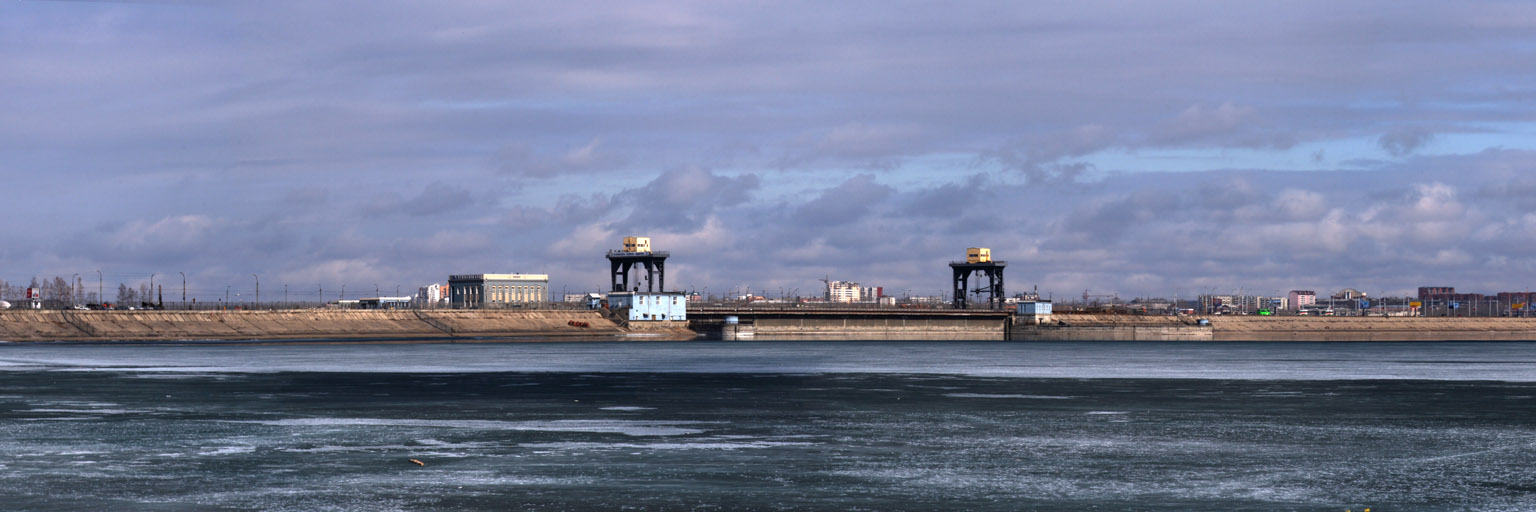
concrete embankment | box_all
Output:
[1020,313,1536,341]
[0,310,626,342]
[1208,316,1536,341]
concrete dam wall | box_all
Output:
[0,310,624,342]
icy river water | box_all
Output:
[1,340,1533,511]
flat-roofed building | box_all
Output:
[1288,290,1316,311]
[607,291,687,321]
[449,273,549,308]
[359,296,414,309]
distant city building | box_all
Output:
[826,281,882,303]
[1288,290,1316,311]
[359,297,413,309]
[449,273,549,309]
[861,286,883,301]
[416,283,444,307]
[1417,287,1455,301]
[828,281,863,303]
[1199,294,1281,314]
[1333,288,1367,300]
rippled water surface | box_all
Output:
[1,341,1534,510]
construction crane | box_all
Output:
[1082,289,1120,306]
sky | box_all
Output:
[3,0,1536,302]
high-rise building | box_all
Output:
[828,281,862,303]
[1288,290,1316,311]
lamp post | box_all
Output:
[96,270,102,305]
[149,273,156,306]
[252,274,259,309]
[179,272,186,308]
[71,273,79,306]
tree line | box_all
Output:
[0,276,154,307]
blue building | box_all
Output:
[608,291,687,321]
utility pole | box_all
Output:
[96,270,102,305]
[179,272,186,307]
[252,274,259,308]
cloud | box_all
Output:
[778,122,926,168]
[791,174,894,226]
[1148,102,1297,149]
[1378,127,1435,157]
[360,181,478,217]
[11,2,1536,300]
[495,138,626,178]
[66,215,222,265]
[610,166,759,232]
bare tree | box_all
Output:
[117,283,138,305]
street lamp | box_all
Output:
[96,270,102,305]
[71,273,79,306]
[252,274,259,308]
[149,273,156,306]
[179,272,186,308]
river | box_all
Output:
[1,340,1533,510]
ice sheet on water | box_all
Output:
[232,418,708,436]
[4,341,1536,381]
[23,408,146,414]
[519,440,814,450]
[944,393,1074,399]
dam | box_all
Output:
[5,308,1536,342]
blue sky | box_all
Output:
[3,1,1536,302]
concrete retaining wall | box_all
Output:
[1011,325,1213,341]
[746,316,1004,340]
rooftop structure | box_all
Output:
[950,247,1006,309]
[607,236,670,292]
